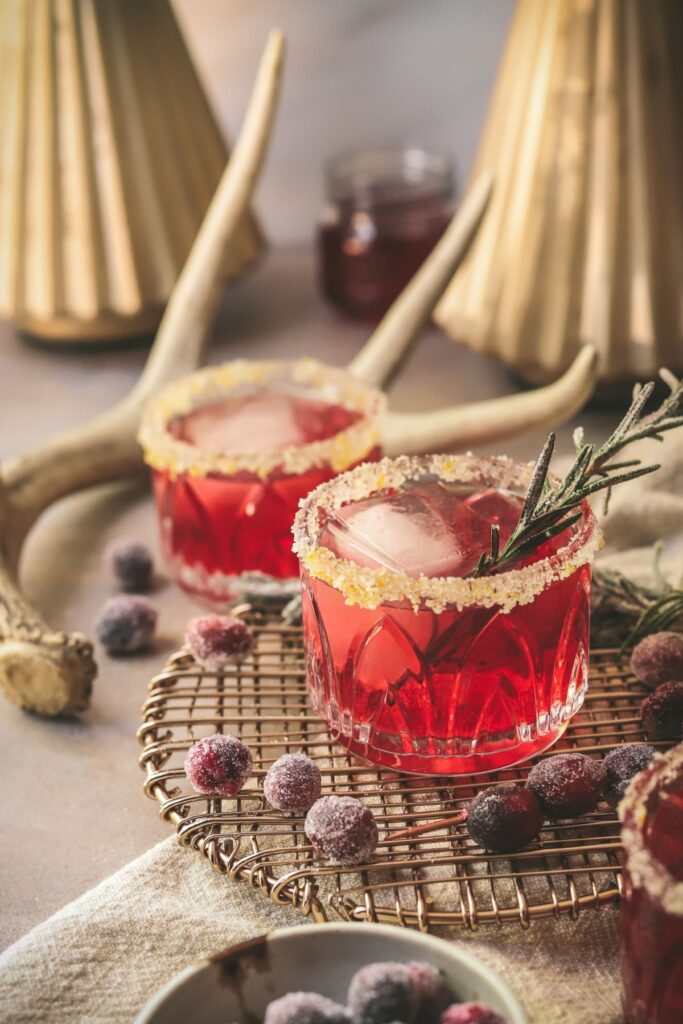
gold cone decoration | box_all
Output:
[435,0,683,385]
[0,0,263,343]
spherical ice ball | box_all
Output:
[264,753,322,814]
[467,783,543,852]
[184,734,252,797]
[105,538,153,592]
[185,614,255,670]
[630,632,683,689]
[94,595,157,655]
[304,795,378,866]
[526,753,605,818]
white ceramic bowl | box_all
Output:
[135,923,526,1024]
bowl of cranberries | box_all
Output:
[134,923,526,1024]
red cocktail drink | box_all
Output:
[139,360,384,604]
[293,455,600,774]
[620,744,683,1024]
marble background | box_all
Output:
[173,0,514,243]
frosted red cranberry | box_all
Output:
[184,734,252,797]
[105,538,153,592]
[264,992,349,1024]
[94,595,157,655]
[467,783,543,852]
[264,753,321,813]
[185,614,255,670]
[347,962,417,1024]
[305,796,378,865]
[603,743,656,807]
[631,632,683,689]
[440,1003,507,1024]
[641,681,683,741]
[408,962,452,1021]
[526,752,604,818]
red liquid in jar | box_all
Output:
[319,200,451,320]
[153,390,380,602]
[301,481,590,774]
[621,777,683,1024]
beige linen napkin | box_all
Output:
[1,433,680,1024]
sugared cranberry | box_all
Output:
[94,595,157,655]
[305,796,378,866]
[467,783,543,852]
[347,962,417,1024]
[440,1003,507,1024]
[184,734,252,797]
[526,752,604,818]
[264,753,321,814]
[630,632,683,689]
[105,538,153,592]
[264,992,349,1024]
[641,681,683,741]
[603,743,656,807]
[185,614,255,670]
[408,961,452,1021]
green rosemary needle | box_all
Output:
[471,369,683,577]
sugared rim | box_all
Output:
[619,742,683,916]
[292,453,602,613]
[138,358,386,481]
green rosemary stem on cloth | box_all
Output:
[472,369,683,578]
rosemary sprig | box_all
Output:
[472,369,683,577]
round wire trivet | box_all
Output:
[138,610,670,931]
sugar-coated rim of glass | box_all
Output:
[138,358,386,481]
[325,145,456,205]
[619,742,683,916]
[292,453,602,614]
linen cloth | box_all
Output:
[1,433,681,1024]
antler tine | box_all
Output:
[0,31,285,716]
[347,172,493,389]
[381,345,598,455]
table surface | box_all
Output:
[0,245,618,950]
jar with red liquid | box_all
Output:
[318,147,456,319]
[138,359,384,605]
[620,742,683,1024]
[293,454,601,775]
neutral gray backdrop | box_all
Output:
[174,0,514,242]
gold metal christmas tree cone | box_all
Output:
[0,0,263,343]
[435,0,683,386]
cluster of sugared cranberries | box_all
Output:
[526,752,605,818]
[467,783,543,853]
[641,681,683,741]
[184,734,253,797]
[305,795,379,866]
[105,538,154,593]
[603,743,656,807]
[264,753,322,814]
[185,614,255,670]
[94,595,157,655]
[262,962,508,1024]
[630,631,683,689]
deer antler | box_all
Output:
[0,31,285,716]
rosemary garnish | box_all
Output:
[472,369,683,577]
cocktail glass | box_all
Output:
[293,453,601,774]
[619,743,683,1024]
[139,358,385,604]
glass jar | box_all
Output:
[293,454,600,775]
[318,147,456,320]
[138,359,385,605]
[619,743,683,1024]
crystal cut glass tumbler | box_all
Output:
[620,743,683,1024]
[293,454,601,774]
[139,359,384,604]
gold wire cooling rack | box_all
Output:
[138,610,670,931]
